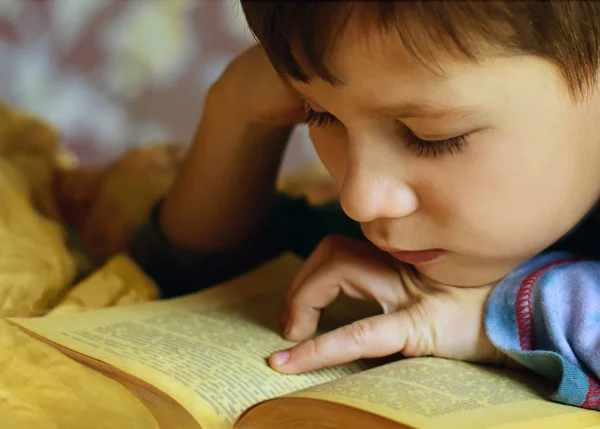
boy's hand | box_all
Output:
[269,235,507,373]
[56,145,187,264]
[209,44,305,126]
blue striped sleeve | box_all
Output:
[485,252,600,410]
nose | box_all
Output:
[339,149,419,223]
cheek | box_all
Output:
[309,126,347,185]
[438,127,596,257]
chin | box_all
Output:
[415,258,516,288]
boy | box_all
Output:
[129,1,600,410]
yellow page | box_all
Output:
[12,254,363,429]
[289,357,599,429]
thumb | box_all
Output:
[268,311,417,374]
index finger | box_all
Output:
[269,311,411,374]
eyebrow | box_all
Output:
[373,102,479,120]
[301,92,478,120]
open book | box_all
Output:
[9,254,599,429]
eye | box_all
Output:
[403,128,468,158]
[304,105,338,127]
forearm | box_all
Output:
[160,87,293,252]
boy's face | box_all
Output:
[289,23,600,286]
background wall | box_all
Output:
[0,0,317,174]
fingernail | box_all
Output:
[381,302,390,314]
[272,350,291,366]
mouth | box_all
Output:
[375,245,446,265]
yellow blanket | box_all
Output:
[0,202,159,428]
[0,100,337,428]
[0,103,163,428]
[0,155,166,428]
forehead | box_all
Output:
[334,8,491,79]
[293,17,471,107]
[333,23,439,82]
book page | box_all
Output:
[287,357,598,429]
[12,254,363,429]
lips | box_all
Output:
[388,249,446,264]
[372,242,446,264]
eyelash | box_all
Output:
[304,105,338,127]
[303,106,468,158]
[402,129,467,158]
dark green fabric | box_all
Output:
[272,195,365,259]
[127,193,364,298]
[546,201,600,259]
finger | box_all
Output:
[286,260,373,342]
[286,243,403,342]
[56,168,104,204]
[284,235,367,340]
[279,237,333,335]
[286,235,386,301]
[285,235,338,301]
[286,274,342,342]
[269,311,412,374]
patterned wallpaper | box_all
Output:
[0,0,317,174]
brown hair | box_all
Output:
[240,1,600,100]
